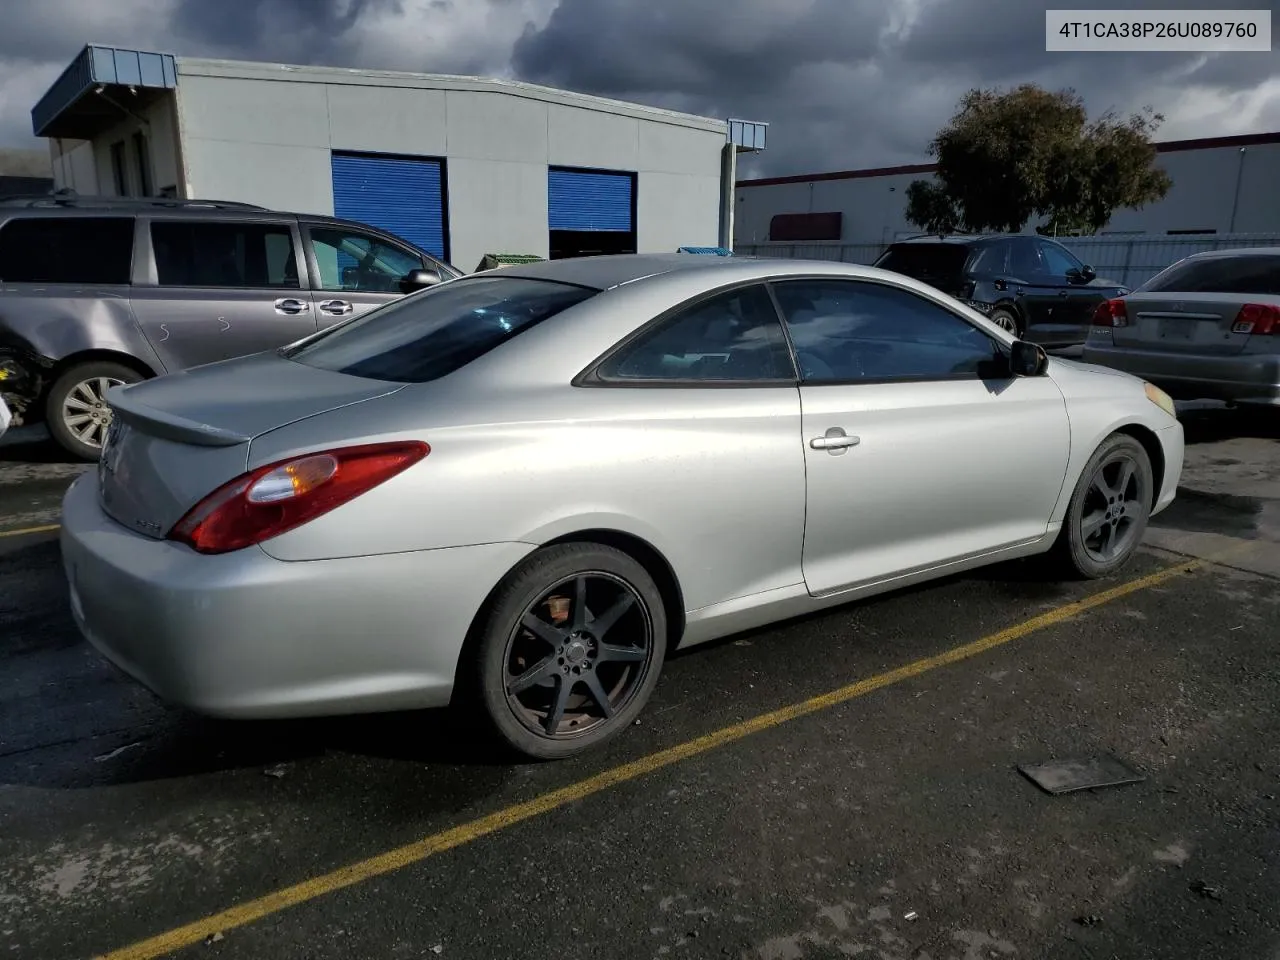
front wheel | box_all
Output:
[1053,433,1154,579]
[467,543,668,760]
[45,361,143,461]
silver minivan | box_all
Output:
[0,194,461,459]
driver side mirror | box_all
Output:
[1009,339,1048,377]
[1066,265,1096,284]
[399,267,442,294]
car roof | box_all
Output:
[888,234,992,246]
[494,253,765,290]
[1180,246,1280,259]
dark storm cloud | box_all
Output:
[169,0,405,61]
[512,0,887,99]
[0,0,1276,177]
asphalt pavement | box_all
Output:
[1,405,1278,960]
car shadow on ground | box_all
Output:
[1179,403,1280,445]
[0,426,71,463]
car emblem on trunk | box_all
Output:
[1172,302,1185,312]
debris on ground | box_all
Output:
[93,742,141,762]
[204,931,224,945]
[1074,914,1102,927]
[1190,881,1223,901]
[263,764,289,778]
[1018,755,1145,795]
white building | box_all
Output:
[35,44,766,272]
[735,132,1280,248]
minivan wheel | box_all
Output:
[989,308,1021,335]
[1052,433,1153,579]
[45,361,142,461]
[468,543,668,760]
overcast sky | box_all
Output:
[2,0,1277,178]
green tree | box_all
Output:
[903,180,961,234]
[904,84,1172,236]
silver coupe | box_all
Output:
[60,254,1184,759]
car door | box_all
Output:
[302,223,437,328]
[1039,238,1102,339]
[771,277,1072,596]
[130,217,315,369]
[1003,237,1064,341]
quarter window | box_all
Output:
[0,217,134,284]
[598,284,794,382]
[151,221,300,288]
[309,227,426,293]
[772,279,1002,383]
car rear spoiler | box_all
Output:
[108,388,250,447]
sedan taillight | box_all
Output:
[1092,298,1128,327]
[1232,303,1280,336]
[168,441,430,554]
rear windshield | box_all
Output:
[1141,254,1280,295]
[874,243,972,279]
[284,276,597,382]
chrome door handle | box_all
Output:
[318,299,353,316]
[274,297,309,315]
[1058,290,1070,298]
[810,428,861,451]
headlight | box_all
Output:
[1144,382,1176,418]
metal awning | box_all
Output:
[32,44,176,139]
[727,118,768,153]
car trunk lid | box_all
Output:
[1110,293,1270,355]
[98,352,404,539]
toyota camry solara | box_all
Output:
[61,254,1184,759]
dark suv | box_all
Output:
[0,194,461,459]
[873,234,1128,348]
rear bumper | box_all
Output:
[1082,341,1280,405]
[60,473,534,718]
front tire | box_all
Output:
[467,543,668,760]
[1053,433,1154,579]
[45,361,142,461]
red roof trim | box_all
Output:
[736,130,1280,188]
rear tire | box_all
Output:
[1052,433,1154,579]
[464,543,668,760]
[45,361,143,461]
[989,307,1022,336]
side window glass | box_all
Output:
[310,228,425,293]
[773,279,1001,383]
[967,240,1008,275]
[1008,238,1044,278]
[0,217,134,284]
[151,221,300,288]
[1039,240,1082,277]
[599,284,794,382]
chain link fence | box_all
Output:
[735,233,1280,289]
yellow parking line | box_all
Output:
[0,523,60,540]
[93,555,1208,960]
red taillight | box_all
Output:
[1232,303,1280,336]
[1092,298,1128,327]
[168,440,430,554]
